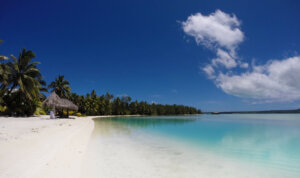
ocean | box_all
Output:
[83,114,300,178]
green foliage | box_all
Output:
[63,110,75,115]
[48,75,71,98]
[0,40,11,106]
[0,105,6,113]
[68,91,202,116]
[75,112,82,117]
[34,101,46,116]
[0,41,201,117]
[4,91,39,116]
[1,48,47,116]
[7,49,45,100]
[34,106,47,116]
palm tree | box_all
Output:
[3,48,47,116]
[0,40,10,87]
[0,59,9,85]
[0,40,10,106]
[0,40,7,60]
[6,49,46,100]
[48,75,71,98]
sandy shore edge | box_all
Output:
[0,115,98,178]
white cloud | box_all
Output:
[182,9,244,51]
[202,64,215,79]
[240,62,249,68]
[212,49,237,69]
[216,57,300,101]
[182,9,244,79]
[182,10,300,102]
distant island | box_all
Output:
[207,109,300,114]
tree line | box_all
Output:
[47,75,201,115]
[68,90,202,116]
[0,43,201,116]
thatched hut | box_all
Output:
[43,92,78,118]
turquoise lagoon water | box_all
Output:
[88,114,300,177]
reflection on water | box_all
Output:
[92,116,197,137]
[92,114,300,177]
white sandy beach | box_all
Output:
[0,116,95,178]
[1,115,297,178]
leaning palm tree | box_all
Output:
[6,49,46,100]
[0,40,9,106]
[0,40,10,86]
[0,60,9,85]
[3,48,47,116]
[48,75,71,98]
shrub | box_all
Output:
[4,92,38,116]
[75,112,82,117]
[34,101,47,116]
[0,105,6,112]
[34,107,47,116]
[63,110,74,115]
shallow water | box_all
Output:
[83,114,300,178]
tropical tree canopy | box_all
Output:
[6,49,46,100]
[0,40,9,105]
[0,40,10,87]
[48,75,71,98]
[68,90,202,116]
[1,42,202,116]
[1,48,47,116]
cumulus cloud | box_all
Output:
[182,9,244,51]
[202,65,215,79]
[217,57,300,101]
[182,10,300,102]
[212,49,237,69]
[240,62,249,68]
[182,9,247,77]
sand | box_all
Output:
[0,116,95,178]
[1,115,293,178]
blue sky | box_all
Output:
[1,0,300,111]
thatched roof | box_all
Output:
[43,92,78,111]
[59,98,78,111]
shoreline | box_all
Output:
[1,115,299,178]
[82,117,286,178]
[83,115,297,178]
[0,115,97,178]
[0,115,193,178]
